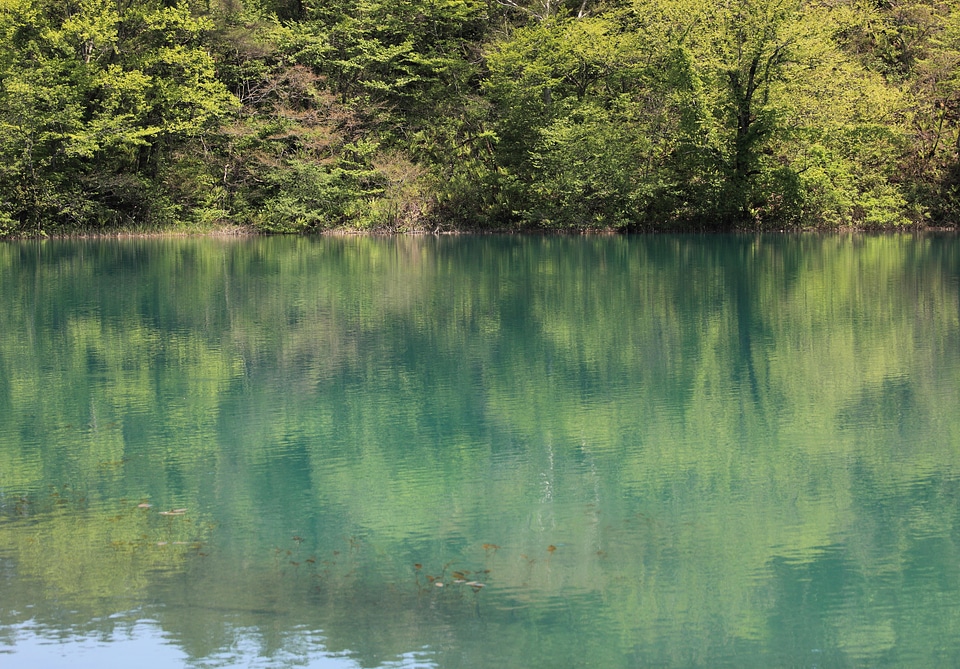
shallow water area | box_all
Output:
[1,234,959,668]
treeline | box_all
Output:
[0,0,958,235]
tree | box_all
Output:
[482,14,691,228]
[626,0,912,227]
[0,0,237,234]
[854,0,960,222]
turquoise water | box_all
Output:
[1,234,959,668]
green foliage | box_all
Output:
[0,0,238,233]
[474,0,940,229]
[257,142,386,232]
[288,0,486,123]
[526,99,650,228]
[879,0,960,222]
[0,0,957,233]
[481,16,672,228]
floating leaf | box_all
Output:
[547,545,556,553]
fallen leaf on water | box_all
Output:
[435,582,444,587]
[547,545,556,553]
[137,503,152,509]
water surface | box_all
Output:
[1,234,959,668]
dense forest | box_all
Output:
[0,0,958,235]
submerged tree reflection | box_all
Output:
[0,234,958,667]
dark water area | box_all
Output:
[1,234,959,668]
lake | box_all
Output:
[1,234,959,668]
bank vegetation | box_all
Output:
[1,0,958,236]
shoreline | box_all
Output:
[2,221,956,241]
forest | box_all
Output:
[0,0,958,235]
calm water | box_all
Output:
[1,234,959,668]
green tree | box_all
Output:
[482,14,693,228]
[669,0,912,226]
[480,0,916,229]
[852,0,960,222]
[0,0,236,234]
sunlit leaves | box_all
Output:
[478,0,932,227]
[0,0,957,232]
[0,0,237,231]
